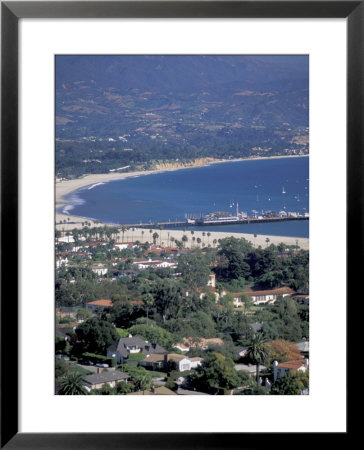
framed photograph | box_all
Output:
[1,1,357,447]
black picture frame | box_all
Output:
[1,1,357,448]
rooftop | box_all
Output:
[246,287,295,297]
[83,370,128,385]
[86,299,113,307]
[108,336,167,359]
[277,359,306,370]
[167,353,186,362]
[143,354,165,363]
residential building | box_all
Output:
[207,273,216,288]
[132,259,177,270]
[91,264,108,276]
[273,358,309,382]
[233,286,295,307]
[83,369,129,391]
[107,335,167,364]
[139,353,203,372]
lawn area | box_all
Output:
[69,364,93,376]
[148,371,167,378]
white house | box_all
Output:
[132,260,177,270]
[273,358,309,382]
[233,287,295,307]
[56,257,68,268]
[165,354,203,372]
[91,264,108,276]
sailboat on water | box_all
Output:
[282,187,286,194]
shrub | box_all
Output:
[128,352,146,361]
[82,352,115,366]
[165,379,178,391]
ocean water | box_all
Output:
[63,157,309,238]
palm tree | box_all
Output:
[254,234,257,248]
[265,237,270,248]
[207,232,211,245]
[159,225,163,246]
[121,226,127,242]
[58,372,88,395]
[246,334,269,386]
[182,235,188,247]
[142,293,154,326]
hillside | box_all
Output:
[56,55,309,178]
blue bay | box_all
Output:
[64,156,309,238]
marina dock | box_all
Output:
[126,215,309,229]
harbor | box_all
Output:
[126,208,309,229]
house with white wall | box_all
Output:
[233,286,295,307]
[273,358,309,382]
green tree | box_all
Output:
[142,292,154,325]
[178,254,211,290]
[115,381,132,395]
[119,365,152,392]
[217,237,252,281]
[127,323,174,349]
[152,279,183,321]
[76,308,93,321]
[55,358,69,379]
[242,294,253,312]
[76,317,118,354]
[246,334,269,385]
[58,372,88,395]
[272,370,309,395]
[188,352,241,394]
[152,232,159,245]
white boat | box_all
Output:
[282,187,286,194]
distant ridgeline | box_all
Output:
[56,55,309,178]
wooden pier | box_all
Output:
[125,216,309,229]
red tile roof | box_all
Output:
[241,287,295,297]
[86,299,113,307]
[277,359,305,370]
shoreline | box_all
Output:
[56,226,309,250]
[55,153,309,250]
[56,153,309,225]
[55,154,309,249]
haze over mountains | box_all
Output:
[56,55,309,178]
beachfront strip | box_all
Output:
[56,224,309,395]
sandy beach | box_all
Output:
[55,155,309,250]
[57,225,308,250]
